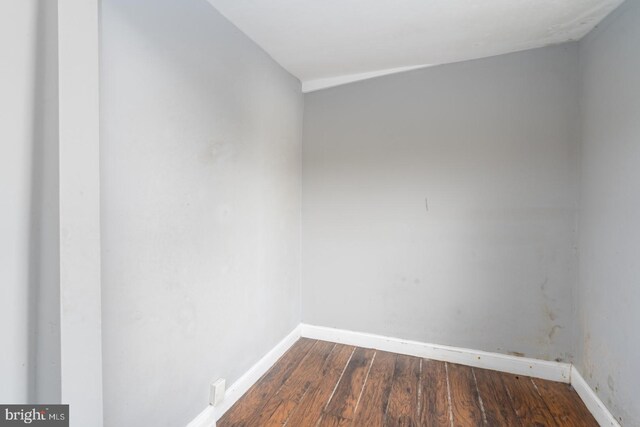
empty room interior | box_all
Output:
[2,0,640,426]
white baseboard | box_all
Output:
[571,367,621,427]
[300,324,571,383]
[186,406,217,427]
[189,323,621,427]
[186,325,303,427]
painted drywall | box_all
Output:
[99,0,303,425]
[208,0,622,89]
[58,0,103,425]
[578,1,640,424]
[302,44,580,363]
[0,0,60,404]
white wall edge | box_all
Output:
[300,324,571,383]
[186,324,303,427]
[571,366,621,427]
[301,64,433,93]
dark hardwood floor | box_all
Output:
[218,338,598,426]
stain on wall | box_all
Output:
[578,0,640,424]
[100,0,303,425]
[302,43,580,362]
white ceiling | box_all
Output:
[207,0,623,92]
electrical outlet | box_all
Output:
[209,379,226,406]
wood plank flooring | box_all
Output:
[218,338,598,427]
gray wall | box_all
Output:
[99,1,302,425]
[578,1,640,424]
[0,0,60,404]
[302,44,581,362]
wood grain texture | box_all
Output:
[324,347,376,420]
[447,363,483,427]
[319,413,352,427]
[473,367,521,426]
[262,399,298,427]
[218,339,596,427]
[533,379,599,427]
[276,340,337,403]
[501,373,558,426]
[217,338,316,427]
[244,340,337,425]
[420,359,451,427]
[351,351,396,427]
[385,355,421,426]
[284,344,356,426]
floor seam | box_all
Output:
[351,350,376,420]
[444,362,454,427]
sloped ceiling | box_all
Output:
[207,0,624,91]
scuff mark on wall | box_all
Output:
[548,325,561,341]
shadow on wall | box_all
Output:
[26,0,60,404]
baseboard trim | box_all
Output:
[571,367,621,427]
[186,325,303,427]
[186,406,216,427]
[300,323,571,383]
[189,324,625,427]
